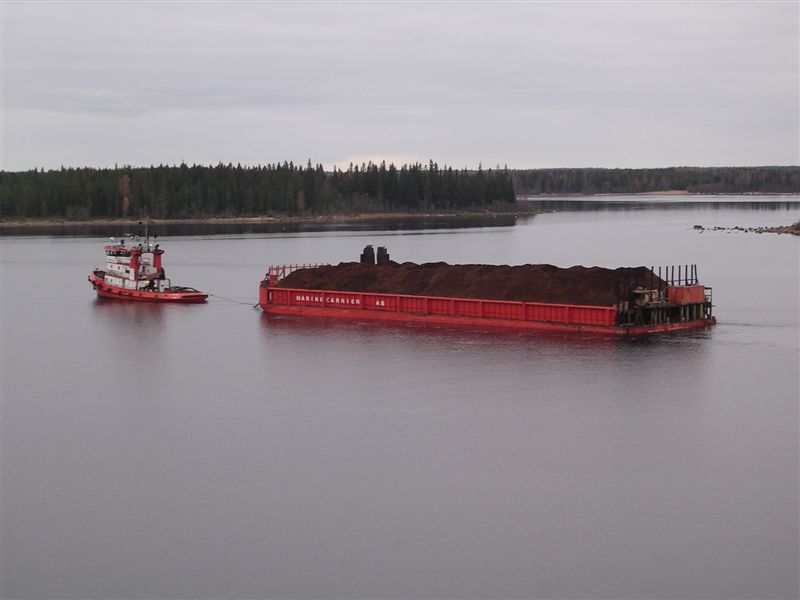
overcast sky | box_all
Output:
[2,1,798,171]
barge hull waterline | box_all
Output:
[259,287,716,336]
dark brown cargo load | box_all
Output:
[276,261,665,307]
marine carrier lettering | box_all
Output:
[295,294,360,305]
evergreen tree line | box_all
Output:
[514,166,800,196]
[0,161,516,220]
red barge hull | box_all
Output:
[259,285,716,336]
[89,272,207,303]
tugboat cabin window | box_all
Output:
[105,250,130,256]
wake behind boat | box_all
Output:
[88,233,207,303]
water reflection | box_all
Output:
[256,313,714,412]
[90,298,170,336]
[258,311,714,350]
[1,214,522,238]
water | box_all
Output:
[2,195,798,599]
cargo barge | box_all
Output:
[258,247,716,336]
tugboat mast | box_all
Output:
[143,207,151,248]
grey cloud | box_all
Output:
[2,2,797,170]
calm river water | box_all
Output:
[2,196,798,599]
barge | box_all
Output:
[258,247,715,336]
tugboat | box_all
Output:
[88,228,207,303]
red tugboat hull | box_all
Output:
[88,272,207,303]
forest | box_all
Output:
[513,166,799,196]
[1,163,797,221]
[0,161,515,220]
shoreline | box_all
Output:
[694,223,800,236]
[0,209,532,229]
[2,192,797,229]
